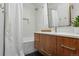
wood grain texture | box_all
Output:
[34,33,79,56]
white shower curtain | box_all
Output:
[5,3,24,56]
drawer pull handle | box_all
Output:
[61,44,76,51]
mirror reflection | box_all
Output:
[47,3,70,28]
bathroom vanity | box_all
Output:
[33,3,79,56]
[34,32,79,56]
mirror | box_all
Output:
[70,3,79,24]
[47,3,70,28]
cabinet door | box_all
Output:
[46,35,56,55]
[40,34,56,55]
[39,34,50,55]
[43,35,52,55]
[34,33,40,49]
[62,37,77,56]
[56,36,64,56]
[40,34,46,52]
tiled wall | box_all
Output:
[57,26,79,34]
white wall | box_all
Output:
[35,3,48,31]
[57,26,74,33]
[23,3,48,36]
[35,3,44,31]
[23,3,36,38]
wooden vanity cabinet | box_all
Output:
[34,33,79,56]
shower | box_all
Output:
[0,3,24,56]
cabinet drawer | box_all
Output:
[63,48,76,56]
[60,37,77,56]
[63,37,77,48]
[57,36,77,56]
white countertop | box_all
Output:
[35,31,79,39]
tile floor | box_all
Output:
[25,51,43,56]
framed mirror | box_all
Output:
[47,3,71,28]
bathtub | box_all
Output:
[22,37,36,55]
